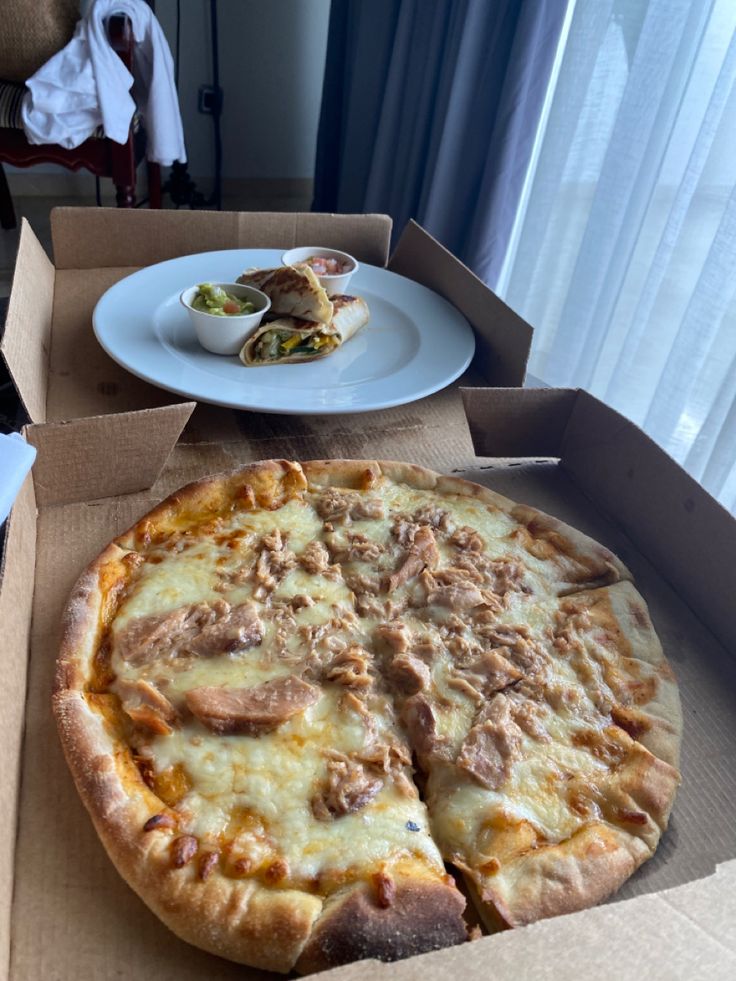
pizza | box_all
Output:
[53,459,682,974]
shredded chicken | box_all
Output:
[456,694,523,789]
[351,497,385,521]
[389,652,432,694]
[426,581,485,612]
[509,695,551,742]
[456,649,523,695]
[254,528,296,597]
[116,600,264,664]
[326,645,373,689]
[326,531,385,564]
[185,675,319,735]
[314,489,384,524]
[412,503,454,534]
[311,751,383,820]
[375,621,412,653]
[388,526,440,592]
[117,678,178,735]
[401,692,448,763]
[450,526,485,552]
[299,540,332,575]
[392,517,419,546]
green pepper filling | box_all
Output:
[254,330,338,361]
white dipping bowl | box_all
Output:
[281,246,358,297]
[180,283,271,356]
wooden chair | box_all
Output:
[0,13,162,230]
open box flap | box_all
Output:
[461,386,736,653]
[319,860,736,980]
[0,219,54,424]
[0,476,37,975]
[389,222,532,386]
[461,386,578,456]
[49,208,393,270]
[24,401,195,507]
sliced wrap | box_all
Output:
[237,265,333,323]
[240,295,369,366]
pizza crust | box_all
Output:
[53,458,682,971]
[296,876,468,974]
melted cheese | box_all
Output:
[98,471,654,898]
[149,688,438,877]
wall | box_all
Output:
[156,0,331,182]
[7,0,331,191]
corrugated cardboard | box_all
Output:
[1,211,733,980]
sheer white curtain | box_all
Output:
[496,0,736,511]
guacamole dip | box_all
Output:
[192,283,256,316]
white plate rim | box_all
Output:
[92,248,476,415]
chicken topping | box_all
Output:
[388,526,440,592]
[326,531,385,564]
[375,621,412,653]
[401,693,448,763]
[185,675,319,736]
[450,526,485,552]
[325,646,373,689]
[299,540,332,575]
[351,497,386,520]
[117,679,178,735]
[311,751,383,820]
[509,695,551,742]
[456,694,523,790]
[254,528,296,596]
[389,652,432,694]
[413,503,454,534]
[426,581,485,612]
[314,488,385,523]
[456,650,523,696]
[116,600,264,664]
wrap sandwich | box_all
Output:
[240,295,370,365]
[237,265,333,324]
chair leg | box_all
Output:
[147,162,162,209]
[0,164,17,230]
[115,183,136,208]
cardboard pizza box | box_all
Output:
[1,386,736,980]
[1,210,735,978]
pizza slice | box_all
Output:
[383,579,681,929]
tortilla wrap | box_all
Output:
[237,265,333,324]
[240,295,369,366]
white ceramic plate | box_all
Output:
[93,249,475,415]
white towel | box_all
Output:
[21,0,186,166]
[0,434,36,525]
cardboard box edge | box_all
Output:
[0,218,54,424]
[24,402,195,508]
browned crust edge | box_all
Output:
[295,876,468,974]
[470,823,650,930]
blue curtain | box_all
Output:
[312,0,567,283]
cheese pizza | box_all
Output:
[54,460,681,973]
